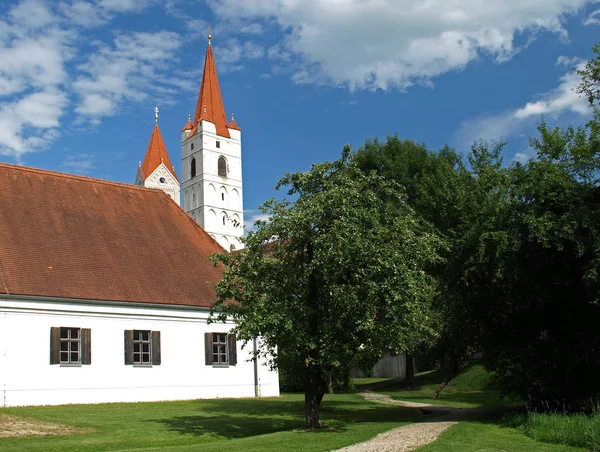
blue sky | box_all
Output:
[0,0,599,226]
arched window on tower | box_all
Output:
[218,156,227,177]
[191,158,196,178]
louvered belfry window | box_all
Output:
[218,156,227,177]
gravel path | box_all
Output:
[334,391,491,452]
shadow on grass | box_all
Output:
[155,397,425,439]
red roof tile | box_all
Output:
[190,41,230,139]
[0,163,225,307]
[140,123,179,182]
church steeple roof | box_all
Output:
[140,111,179,182]
[190,35,231,138]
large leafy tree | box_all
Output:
[353,136,471,383]
[211,148,442,428]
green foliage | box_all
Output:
[576,42,600,110]
[511,410,600,450]
[211,147,443,426]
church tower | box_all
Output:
[181,35,243,251]
[136,107,180,205]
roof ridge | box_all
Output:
[0,161,171,195]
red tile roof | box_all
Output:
[190,41,231,139]
[0,163,225,307]
[140,123,179,182]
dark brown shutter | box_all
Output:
[205,332,213,365]
[228,334,237,366]
[81,328,92,365]
[152,331,161,365]
[50,327,60,364]
[124,330,134,365]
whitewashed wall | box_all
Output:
[0,296,279,407]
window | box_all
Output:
[124,330,161,365]
[218,156,227,177]
[216,140,221,148]
[205,332,237,366]
[222,215,226,225]
[221,193,225,201]
[159,177,166,184]
[191,157,196,178]
[50,327,91,365]
[191,143,194,151]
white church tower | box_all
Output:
[181,35,244,251]
[136,107,180,205]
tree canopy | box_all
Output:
[211,148,442,428]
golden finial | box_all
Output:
[231,113,235,121]
[208,26,212,44]
[154,106,159,123]
[188,113,191,122]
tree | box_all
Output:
[576,42,600,111]
[210,148,442,428]
[354,136,471,384]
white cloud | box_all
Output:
[583,8,600,25]
[0,1,73,159]
[244,209,271,232]
[211,0,590,90]
[215,39,265,73]
[9,0,54,29]
[62,153,95,175]
[73,30,185,121]
[456,61,590,147]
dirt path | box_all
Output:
[334,391,492,452]
[0,413,92,438]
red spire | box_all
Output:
[181,114,193,132]
[190,37,230,138]
[140,123,179,182]
[228,113,241,131]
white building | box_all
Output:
[181,35,244,251]
[0,37,279,408]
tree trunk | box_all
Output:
[304,371,324,429]
[432,360,468,400]
[405,353,416,389]
[326,371,333,394]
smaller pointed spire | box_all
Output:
[181,113,193,132]
[228,112,241,131]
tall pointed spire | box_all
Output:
[190,35,230,138]
[140,111,179,182]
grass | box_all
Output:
[0,366,592,451]
[378,365,522,409]
[508,410,600,450]
[0,393,425,452]
[416,421,584,451]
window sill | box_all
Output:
[59,363,82,367]
[133,364,153,368]
[212,364,230,368]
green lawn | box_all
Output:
[0,367,589,451]
[0,393,424,452]
[416,422,583,452]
